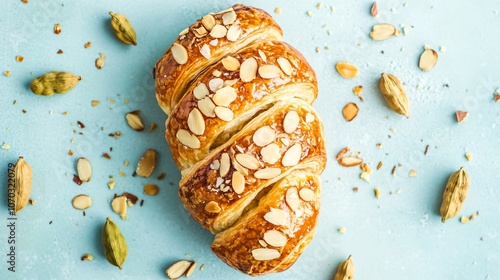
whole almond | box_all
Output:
[440,167,470,223]
[379,73,410,117]
[334,255,355,280]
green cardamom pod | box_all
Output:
[109,11,137,46]
[102,217,128,269]
[30,71,82,96]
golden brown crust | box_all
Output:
[155,4,283,114]
[178,99,326,233]
[165,40,318,171]
[211,171,321,276]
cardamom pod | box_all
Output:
[440,167,470,223]
[30,71,82,96]
[102,217,128,269]
[109,12,137,46]
[334,255,354,280]
[13,157,32,215]
[379,73,410,117]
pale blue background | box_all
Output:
[1,1,499,279]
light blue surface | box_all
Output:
[1,1,499,279]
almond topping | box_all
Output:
[208,78,223,92]
[419,48,438,72]
[226,25,242,42]
[125,110,144,131]
[339,157,363,167]
[253,126,275,147]
[264,207,287,226]
[283,110,300,133]
[254,168,281,180]
[200,44,211,59]
[240,58,258,82]
[285,187,300,212]
[209,24,227,38]
[258,49,267,63]
[111,195,128,219]
[136,149,157,177]
[220,153,231,177]
[77,157,92,182]
[178,28,189,36]
[261,143,281,164]
[232,171,245,194]
[205,201,221,213]
[258,65,282,79]
[299,188,315,202]
[213,86,237,107]
[342,102,359,122]
[305,113,315,123]
[166,260,192,279]
[251,248,281,261]
[193,83,209,99]
[201,14,216,31]
[282,143,302,166]
[263,230,288,247]
[72,194,92,210]
[193,26,207,37]
[336,62,359,79]
[236,154,260,170]
[214,106,234,121]
[456,110,468,123]
[176,129,201,149]
[222,10,237,25]
[171,43,188,64]
[370,23,397,40]
[187,108,205,135]
[198,97,216,117]
[221,56,241,71]
[277,57,293,76]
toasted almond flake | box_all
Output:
[72,194,92,210]
[209,24,227,38]
[465,152,472,161]
[360,171,370,182]
[258,65,282,79]
[205,201,221,213]
[186,262,197,278]
[282,143,302,166]
[125,110,144,131]
[208,78,223,92]
[232,171,245,194]
[214,106,234,121]
[171,43,188,64]
[252,126,275,147]
[201,14,216,31]
[176,129,201,149]
[259,240,268,247]
[342,102,359,121]
[198,97,216,117]
[277,57,293,76]
[305,113,315,123]
[220,153,231,177]
[240,58,258,82]
[194,26,207,37]
[91,100,99,107]
[370,23,397,40]
[264,207,287,226]
[236,154,260,170]
[419,49,438,72]
[225,24,242,42]
[409,169,417,177]
[144,184,159,195]
[456,110,468,123]
[285,187,300,212]
[261,143,281,164]
[221,56,240,71]
[283,111,300,133]
[166,260,192,279]
[257,50,268,63]
[200,44,211,59]
[178,28,189,36]
[212,69,221,77]
[222,10,237,25]
[108,181,115,189]
[136,149,157,177]
[112,195,128,219]
[210,160,220,170]
[213,86,237,107]
[263,230,288,247]
[187,108,205,136]
[299,188,314,202]
[77,157,92,182]
[252,248,280,261]
[254,168,281,180]
[336,62,359,79]
[193,83,209,99]
[371,2,378,16]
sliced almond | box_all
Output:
[456,110,468,123]
[419,49,438,72]
[282,143,302,166]
[111,195,127,219]
[208,78,223,92]
[185,262,197,278]
[264,207,287,226]
[285,187,300,212]
[125,110,144,131]
[209,24,227,38]
[261,143,281,164]
[178,28,189,36]
[201,14,216,31]
[277,57,293,76]
[72,194,92,210]
[166,260,192,279]
[205,201,221,213]
[224,79,238,87]
[214,106,234,121]
[305,113,315,123]
[193,26,207,37]
[171,43,188,64]
[221,56,240,71]
[220,153,231,177]
[236,154,260,170]
[226,25,242,42]
[144,184,159,195]
[222,10,237,25]
[342,102,359,121]
[240,58,258,82]
[370,23,396,40]
[263,230,288,247]
[198,97,216,117]
[254,168,281,180]
[200,44,211,59]
[187,108,205,135]
[253,126,275,147]
[339,157,363,167]
[283,110,300,134]
[176,129,201,149]
[258,65,282,79]
[213,86,237,107]
[193,83,209,100]
[336,62,359,79]
[77,157,92,182]
[299,188,315,202]
[136,149,157,177]
[232,171,245,194]
[251,248,281,261]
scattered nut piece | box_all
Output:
[338,227,346,234]
[77,157,92,182]
[111,195,128,220]
[81,254,93,261]
[465,152,472,161]
[336,147,363,167]
[143,184,159,196]
[494,93,500,102]
[72,194,92,210]
[456,110,468,123]
[342,102,359,122]
[149,123,158,132]
[460,216,469,224]
[84,41,92,48]
[274,7,281,14]
[91,100,100,107]
[108,181,115,189]
[336,62,358,79]
[15,56,24,62]
[166,260,193,279]
[125,110,144,131]
[371,2,378,17]
[360,171,370,182]
[370,23,396,40]
[353,85,363,95]
[54,23,62,34]
[374,188,380,199]
[419,48,438,72]
[136,149,157,177]
[4,71,11,77]
[409,169,417,177]
[186,262,197,278]
[95,53,106,69]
